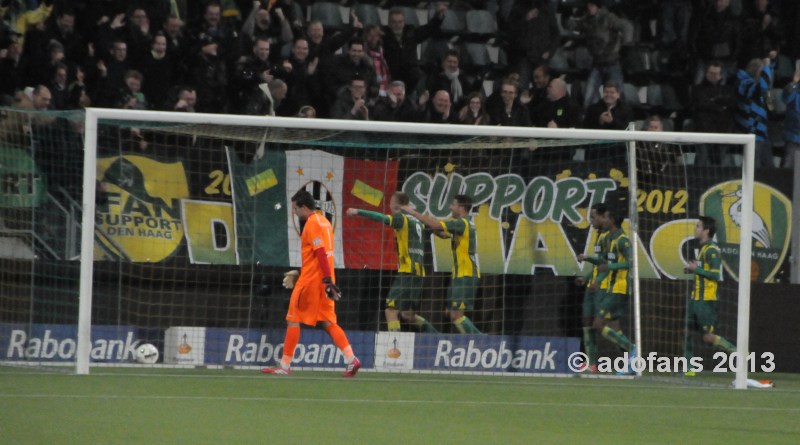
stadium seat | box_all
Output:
[645,84,663,108]
[548,48,570,73]
[351,3,382,26]
[623,82,642,107]
[440,9,466,37]
[465,9,497,42]
[310,2,346,31]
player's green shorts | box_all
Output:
[686,299,719,334]
[386,274,423,311]
[596,291,627,320]
[582,287,598,319]
[447,276,479,311]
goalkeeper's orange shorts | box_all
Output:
[286,283,337,326]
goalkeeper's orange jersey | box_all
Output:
[295,211,335,288]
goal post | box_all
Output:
[71,108,756,387]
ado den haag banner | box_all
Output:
[93,147,792,283]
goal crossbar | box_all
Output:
[79,108,756,389]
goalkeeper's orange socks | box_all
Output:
[387,320,401,332]
[280,325,301,369]
[453,316,481,334]
[415,315,438,333]
[325,323,355,362]
[713,335,736,353]
[583,326,598,364]
[601,326,632,352]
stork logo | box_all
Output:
[700,181,791,283]
[292,180,337,236]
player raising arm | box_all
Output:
[402,194,481,334]
[593,206,636,367]
[262,190,360,377]
[346,192,438,333]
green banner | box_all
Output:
[0,146,46,208]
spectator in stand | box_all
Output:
[735,57,774,168]
[568,0,631,110]
[657,0,693,50]
[281,37,320,117]
[418,90,458,124]
[782,65,800,168]
[639,114,682,175]
[426,50,480,110]
[307,13,362,68]
[487,79,531,127]
[140,32,178,110]
[325,38,377,109]
[49,62,70,110]
[68,65,90,109]
[232,37,282,114]
[243,78,288,116]
[125,7,153,69]
[23,8,88,70]
[739,0,782,69]
[297,105,316,118]
[520,65,551,112]
[0,32,23,101]
[531,77,582,129]
[162,14,188,61]
[372,80,418,122]
[22,38,66,87]
[458,92,491,125]
[187,34,228,113]
[363,25,390,97]
[583,80,633,130]
[188,1,240,70]
[172,85,197,112]
[241,2,293,56]
[692,61,737,165]
[94,39,130,107]
[507,0,560,92]
[331,76,370,120]
[382,4,446,97]
[691,0,741,85]
[115,70,148,110]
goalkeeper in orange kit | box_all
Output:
[261,190,360,377]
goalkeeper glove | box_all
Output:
[282,270,299,289]
[322,277,341,301]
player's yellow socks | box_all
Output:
[415,315,438,333]
[601,326,632,352]
[281,325,300,368]
[713,335,736,353]
[387,320,401,332]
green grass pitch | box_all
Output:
[1,367,798,444]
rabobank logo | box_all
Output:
[204,328,376,368]
[375,332,415,370]
[700,181,792,282]
[415,335,579,373]
[1,324,141,362]
[434,340,557,370]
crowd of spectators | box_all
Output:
[2,0,800,167]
